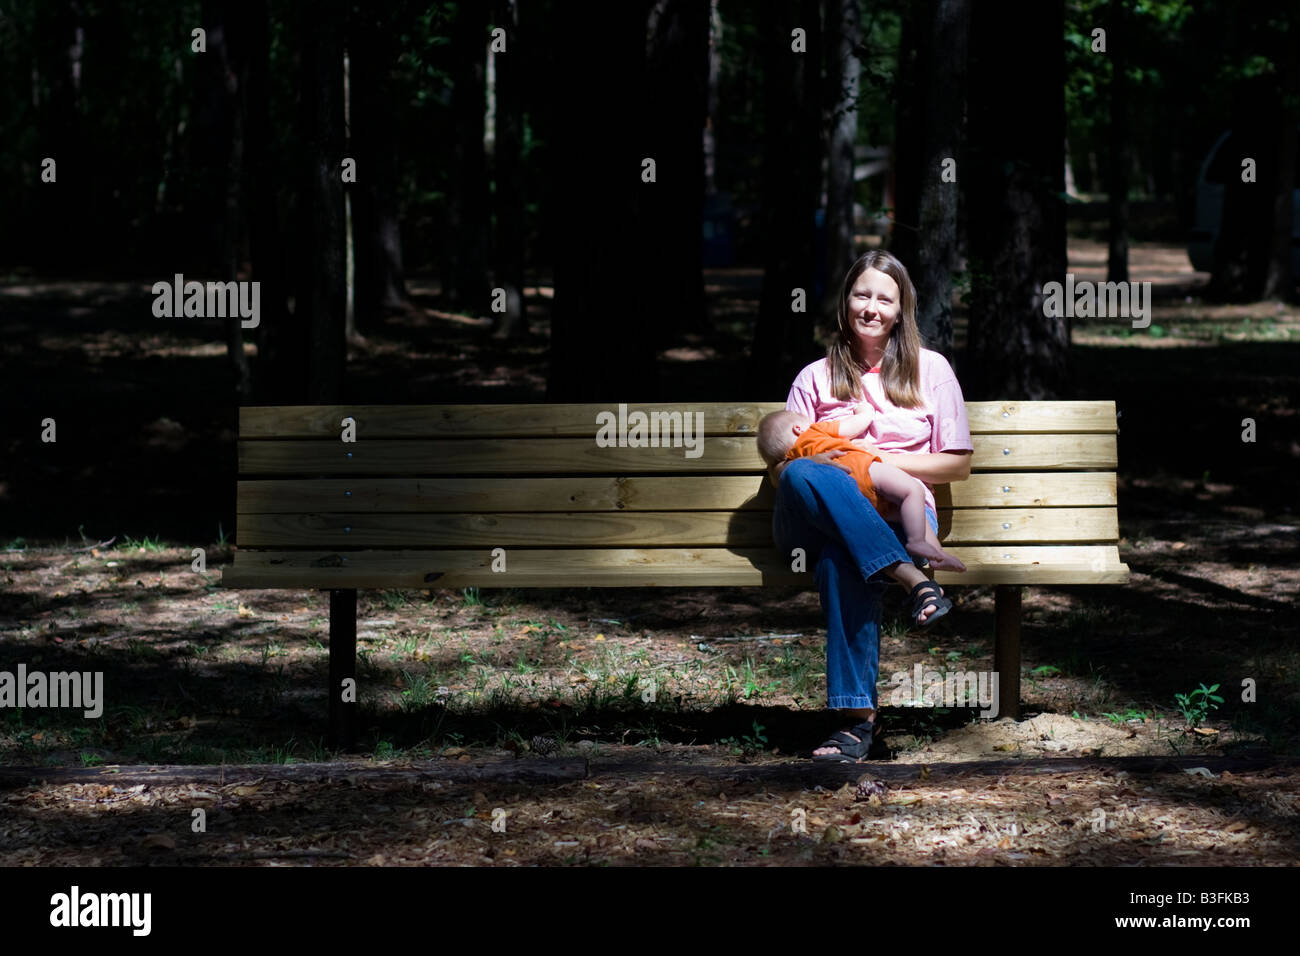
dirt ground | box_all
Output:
[1,239,1297,865]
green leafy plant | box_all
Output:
[1174,683,1223,729]
[1102,707,1152,724]
[719,720,768,756]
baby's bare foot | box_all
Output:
[907,539,966,572]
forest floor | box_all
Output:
[1,239,1297,865]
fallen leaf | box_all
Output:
[237,604,254,617]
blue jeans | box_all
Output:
[772,458,938,711]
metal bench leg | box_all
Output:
[328,588,357,749]
[993,585,1022,720]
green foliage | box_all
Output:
[718,720,768,756]
[1174,683,1224,728]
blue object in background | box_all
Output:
[701,192,736,267]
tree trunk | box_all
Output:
[297,0,347,404]
[963,0,1067,400]
[704,0,722,195]
[491,0,528,339]
[750,0,822,395]
[349,2,409,334]
[891,0,968,358]
[1262,43,1298,302]
[245,0,298,403]
[192,0,252,401]
[820,0,861,329]
[546,1,657,401]
[446,1,491,312]
[640,0,710,342]
[32,1,86,271]
[1105,0,1129,285]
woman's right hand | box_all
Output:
[809,450,852,473]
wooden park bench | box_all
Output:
[222,402,1129,746]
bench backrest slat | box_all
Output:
[239,400,1117,438]
[238,471,1116,513]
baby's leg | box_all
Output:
[867,461,967,572]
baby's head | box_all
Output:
[757,410,811,466]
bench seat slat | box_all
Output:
[238,434,1117,475]
[240,401,1118,439]
[237,472,1117,513]
[234,507,1118,548]
[223,546,1129,589]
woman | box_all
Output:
[769,250,972,761]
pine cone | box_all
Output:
[853,777,888,801]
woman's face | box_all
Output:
[847,267,901,358]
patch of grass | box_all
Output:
[397,669,440,712]
[882,612,912,641]
[1102,707,1153,724]
[120,534,169,552]
[379,589,413,611]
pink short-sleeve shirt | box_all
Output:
[785,349,972,515]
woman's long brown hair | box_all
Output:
[826,250,924,408]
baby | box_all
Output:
[758,406,967,572]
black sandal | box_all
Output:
[909,580,953,628]
[812,718,881,762]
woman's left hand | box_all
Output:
[851,438,883,458]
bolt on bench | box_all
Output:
[222,402,1129,746]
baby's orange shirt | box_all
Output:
[786,421,883,509]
